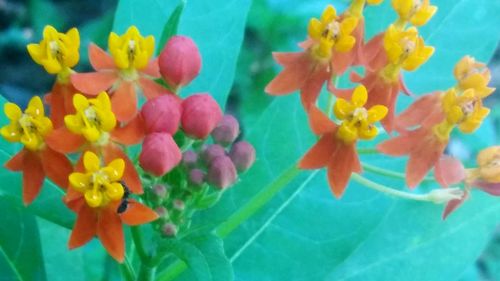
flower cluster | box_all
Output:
[1,26,255,261]
[266,0,497,214]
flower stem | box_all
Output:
[131,226,149,262]
[362,163,435,182]
[119,256,136,281]
[351,173,431,201]
[137,263,156,281]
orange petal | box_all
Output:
[308,106,337,135]
[88,43,115,70]
[361,33,386,71]
[45,127,86,154]
[142,58,161,78]
[299,133,338,169]
[97,206,124,262]
[69,203,97,249]
[265,52,312,95]
[300,67,329,109]
[139,77,169,99]
[398,74,413,96]
[327,143,358,198]
[47,84,66,128]
[104,144,143,194]
[395,92,443,132]
[5,150,26,171]
[434,155,466,188]
[120,199,159,225]
[111,115,145,145]
[64,189,84,212]
[331,51,354,76]
[71,72,117,96]
[40,147,73,189]
[352,19,365,66]
[111,82,137,122]
[22,151,45,205]
[406,136,446,188]
[377,131,417,156]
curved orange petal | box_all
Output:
[103,144,143,194]
[327,143,357,198]
[300,67,329,109]
[111,115,145,145]
[395,93,443,132]
[265,52,312,95]
[5,149,26,171]
[64,189,84,212]
[88,43,115,70]
[120,199,159,225]
[398,74,413,96]
[434,155,465,188]
[406,135,446,188]
[377,131,417,156]
[71,72,118,96]
[45,127,86,154]
[299,133,338,169]
[361,33,386,71]
[138,77,168,99]
[97,206,124,262]
[47,84,66,128]
[308,106,337,135]
[141,58,161,78]
[111,82,137,122]
[40,147,73,189]
[69,203,97,249]
[331,51,354,76]
[352,19,365,66]
[22,151,45,205]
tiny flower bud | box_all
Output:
[182,150,198,168]
[181,93,223,139]
[211,115,240,146]
[189,169,205,186]
[207,156,237,189]
[141,94,182,134]
[155,206,168,218]
[229,141,256,172]
[159,35,201,88]
[202,144,226,164]
[428,188,465,204]
[152,184,168,198]
[161,222,178,237]
[140,133,182,176]
[173,199,185,211]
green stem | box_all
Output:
[357,147,379,154]
[351,173,431,201]
[131,226,150,262]
[362,163,435,182]
[119,256,136,281]
[156,164,302,280]
[137,263,156,281]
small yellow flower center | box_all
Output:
[108,26,155,71]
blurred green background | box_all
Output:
[1,0,499,280]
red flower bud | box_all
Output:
[152,184,168,199]
[141,94,182,134]
[182,150,198,168]
[155,206,168,218]
[173,199,185,211]
[229,141,256,172]
[202,144,226,164]
[139,133,181,176]
[159,35,201,88]
[189,169,205,186]
[207,156,237,189]
[211,115,240,146]
[181,93,223,139]
[161,222,178,237]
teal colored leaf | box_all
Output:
[157,0,186,55]
[158,239,212,281]
[0,195,46,281]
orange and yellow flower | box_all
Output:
[71,26,168,122]
[1,96,72,204]
[65,151,158,262]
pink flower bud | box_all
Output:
[189,169,205,186]
[202,144,226,164]
[152,184,168,198]
[155,206,168,218]
[161,222,178,237]
[173,199,185,211]
[211,115,240,146]
[159,35,202,88]
[181,93,223,139]
[182,150,198,168]
[141,94,182,134]
[229,141,256,172]
[139,133,182,176]
[207,156,237,189]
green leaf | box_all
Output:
[158,239,212,281]
[157,0,186,55]
[0,195,46,281]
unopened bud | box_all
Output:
[159,35,201,88]
[189,169,205,186]
[173,199,185,211]
[155,206,168,218]
[141,94,182,134]
[152,184,168,198]
[181,93,223,139]
[208,156,237,189]
[182,150,198,168]
[140,133,182,176]
[161,223,178,237]
[202,144,226,164]
[211,115,240,146]
[428,188,465,204]
[229,141,256,172]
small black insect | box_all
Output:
[117,181,131,214]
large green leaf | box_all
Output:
[194,0,500,280]
[0,195,46,281]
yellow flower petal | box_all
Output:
[69,172,91,192]
[4,103,22,121]
[105,159,125,181]
[83,151,101,172]
[105,182,125,201]
[367,105,388,123]
[334,98,354,120]
[85,189,103,208]
[73,94,89,111]
[351,85,368,107]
